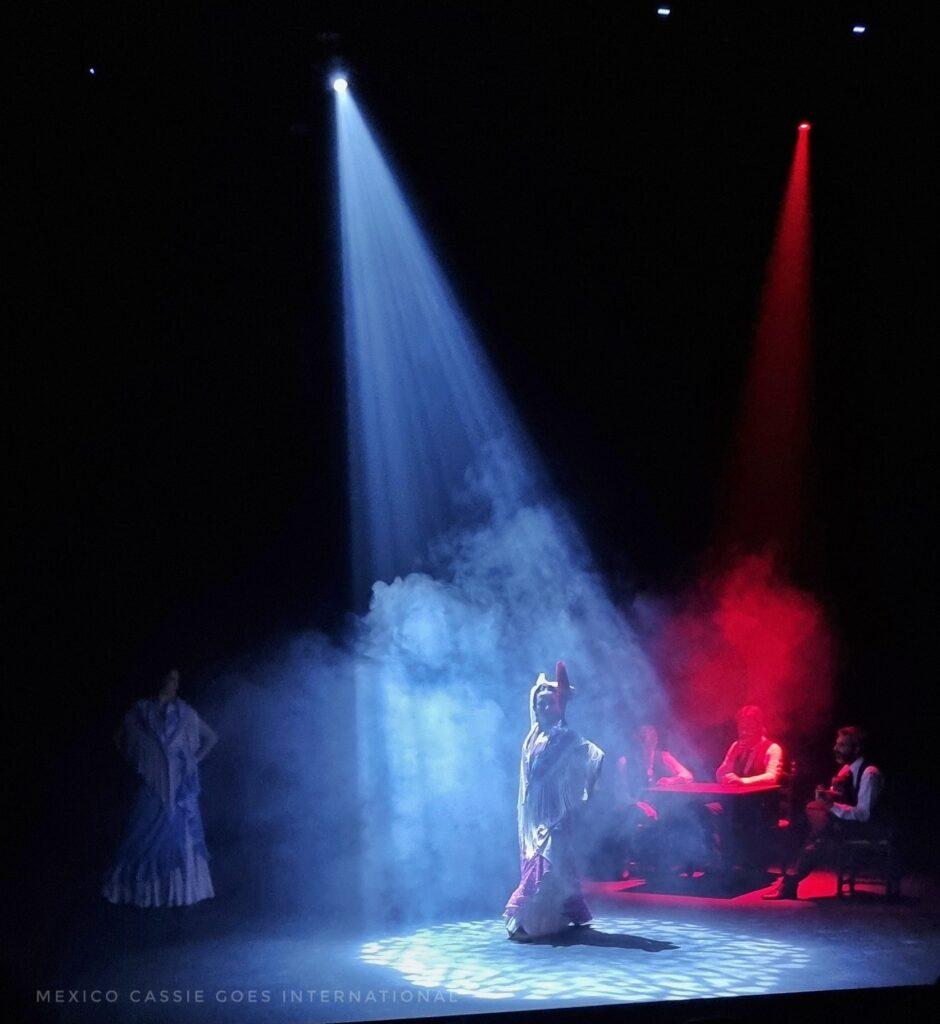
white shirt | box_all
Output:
[831,756,884,823]
[715,737,783,786]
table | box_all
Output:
[646,781,780,796]
[644,782,782,875]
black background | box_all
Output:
[9,0,935,938]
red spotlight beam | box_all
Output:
[719,125,812,564]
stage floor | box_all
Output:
[30,871,940,1023]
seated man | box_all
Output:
[715,705,783,787]
[701,705,783,872]
[764,725,884,900]
[612,725,693,877]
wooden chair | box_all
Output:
[836,826,900,899]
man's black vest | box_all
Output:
[623,748,672,795]
[835,759,887,824]
[836,760,868,805]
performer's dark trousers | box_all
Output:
[788,810,879,882]
[698,796,776,872]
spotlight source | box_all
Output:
[852,25,867,34]
[332,76,349,93]
[657,6,671,14]
[798,122,811,131]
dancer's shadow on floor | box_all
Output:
[529,927,678,952]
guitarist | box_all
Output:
[764,726,885,900]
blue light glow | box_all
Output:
[852,25,867,34]
[332,75,349,92]
[335,90,679,927]
[336,89,530,588]
[657,6,671,15]
[88,67,96,75]
[361,916,812,1002]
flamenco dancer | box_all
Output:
[102,668,217,907]
[504,661,605,941]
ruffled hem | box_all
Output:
[102,846,214,907]
[504,853,591,937]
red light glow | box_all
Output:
[650,552,833,749]
[798,122,811,131]
[718,120,812,559]
[650,127,831,753]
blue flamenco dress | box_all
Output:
[102,699,214,907]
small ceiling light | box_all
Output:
[332,76,348,93]
[852,25,867,35]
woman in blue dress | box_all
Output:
[102,669,218,907]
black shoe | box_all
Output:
[762,877,798,900]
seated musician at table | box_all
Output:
[612,725,693,876]
[699,705,783,872]
[715,705,783,787]
[763,725,884,900]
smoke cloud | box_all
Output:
[198,450,678,929]
[645,551,834,769]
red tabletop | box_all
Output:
[646,781,780,795]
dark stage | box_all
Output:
[9,3,939,1024]
[29,872,940,1023]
